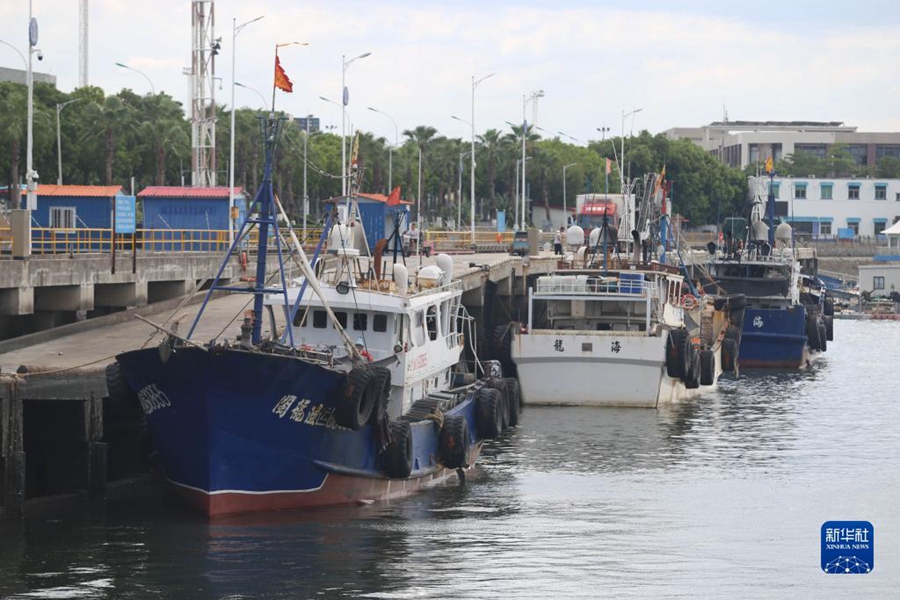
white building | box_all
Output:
[768,177,900,239]
[665,121,900,170]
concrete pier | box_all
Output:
[0,252,558,518]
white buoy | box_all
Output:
[751,220,769,241]
[436,254,454,286]
[566,225,585,247]
[393,263,409,296]
[329,223,353,251]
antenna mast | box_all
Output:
[190,1,219,187]
[79,0,88,87]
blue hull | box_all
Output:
[115,347,482,516]
[738,305,809,369]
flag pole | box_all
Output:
[271,46,278,114]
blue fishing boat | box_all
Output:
[113,117,515,516]
[703,176,830,369]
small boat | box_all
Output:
[509,170,741,407]
[113,118,515,517]
[703,176,832,368]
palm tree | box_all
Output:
[477,128,503,215]
[83,96,132,185]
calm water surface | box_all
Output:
[1,319,898,598]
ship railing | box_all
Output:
[534,276,656,298]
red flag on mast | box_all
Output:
[274,55,293,93]
[386,186,401,206]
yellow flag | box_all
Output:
[765,155,773,174]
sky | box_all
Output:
[2,0,900,145]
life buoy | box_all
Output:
[682,294,697,310]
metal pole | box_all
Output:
[229,18,237,248]
[521,95,527,230]
[417,147,422,271]
[303,116,309,244]
[56,104,62,185]
[26,0,35,210]
[470,75,476,242]
[514,159,519,229]
[563,164,567,228]
[458,152,463,230]
[341,54,346,197]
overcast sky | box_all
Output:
[2,0,899,145]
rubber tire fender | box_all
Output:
[699,349,716,386]
[721,338,738,372]
[684,348,701,389]
[817,322,828,352]
[337,366,375,430]
[484,378,510,429]
[805,313,821,351]
[366,367,392,425]
[382,420,413,479]
[505,376,522,425]
[474,387,503,439]
[824,297,835,317]
[824,315,834,341]
[666,329,691,379]
[440,414,471,469]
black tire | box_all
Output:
[721,338,738,373]
[684,348,701,389]
[666,329,690,379]
[713,296,727,311]
[825,315,834,341]
[105,362,144,420]
[725,324,741,341]
[728,294,747,311]
[337,366,375,430]
[806,313,821,351]
[824,297,835,317]
[484,378,510,429]
[382,420,413,478]
[475,387,502,439]
[818,322,827,352]
[440,414,470,469]
[366,367,392,424]
[700,349,716,386]
[505,377,522,424]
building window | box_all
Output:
[874,276,885,290]
[847,221,859,235]
[769,182,780,197]
[819,222,832,236]
[373,314,388,332]
[313,310,327,329]
[794,186,806,199]
[848,144,869,165]
[876,187,887,200]
[795,143,827,158]
[49,206,76,229]
[821,185,833,200]
[876,145,900,160]
[352,313,367,331]
[848,186,860,200]
[875,221,887,235]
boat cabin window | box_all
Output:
[373,314,388,332]
[292,309,307,328]
[426,305,438,341]
[353,313,367,331]
[333,311,348,329]
[313,310,327,329]
[412,310,426,346]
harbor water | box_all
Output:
[1,318,897,598]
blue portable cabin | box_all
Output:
[329,192,412,251]
[32,185,124,252]
[138,186,246,252]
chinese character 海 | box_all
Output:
[611,341,622,354]
[553,339,564,352]
[272,395,297,418]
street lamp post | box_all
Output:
[597,126,610,197]
[114,62,156,94]
[522,90,544,230]
[620,108,642,238]
[457,150,472,230]
[235,81,267,110]
[56,99,80,185]
[470,73,494,244]
[229,15,264,248]
[562,162,578,227]
[367,106,398,192]
[558,131,580,144]
[341,52,371,196]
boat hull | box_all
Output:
[115,347,482,517]
[738,305,809,369]
[510,330,718,408]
